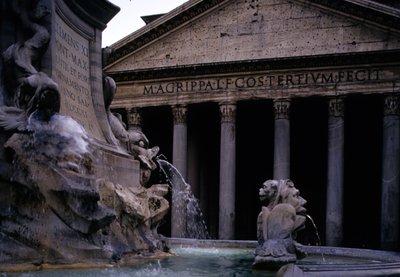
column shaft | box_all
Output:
[381,95,400,250]
[171,105,188,238]
[273,100,291,179]
[325,97,345,246]
[219,103,236,240]
[172,106,188,179]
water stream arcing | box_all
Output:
[305,214,322,246]
[157,159,210,239]
[305,214,325,262]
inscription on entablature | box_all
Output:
[143,68,381,95]
[52,14,103,139]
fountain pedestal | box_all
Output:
[0,0,170,269]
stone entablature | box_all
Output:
[104,0,400,110]
[109,64,400,109]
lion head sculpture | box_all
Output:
[254,179,308,270]
[259,179,307,215]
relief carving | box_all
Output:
[1,0,60,130]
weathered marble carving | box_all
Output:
[253,179,307,270]
[1,0,60,129]
[102,74,159,186]
[0,0,169,268]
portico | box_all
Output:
[104,0,400,249]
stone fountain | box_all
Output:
[253,179,400,277]
[0,0,170,271]
[3,1,400,276]
[253,179,307,270]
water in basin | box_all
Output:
[4,245,394,277]
[3,247,269,277]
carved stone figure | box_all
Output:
[1,0,60,130]
[253,179,307,270]
[102,73,160,186]
[0,0,170,268]
[97,179,170,252]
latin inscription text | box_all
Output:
[53,18,94,132]
[143,69,380,95]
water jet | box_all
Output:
[157,158,210,240]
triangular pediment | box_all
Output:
[104,0,400,72]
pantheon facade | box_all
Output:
[103,0,400,250]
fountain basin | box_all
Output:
[3,238,400,276]
[166,238,400,277]
[4,240,265,277]
[295,244,400,277]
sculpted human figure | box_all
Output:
[0,0,171,266]
[0,0,116,252]
[102,74,159,186]
[253,179,307,270]
[1,0,60,130]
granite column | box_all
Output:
[325,97,345,246]
[218,103,236,240]
[171,105,188,238]
[273,99,291,179]
[381,95,400,250]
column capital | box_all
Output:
[384,95,400,116]
[328,97,345,117]
[273,99,290,119]
[126,107,142,130]
[172,105,187,124]
[219,102,236,123]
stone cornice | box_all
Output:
[103,0,400,67]
[106,50,400,82]
[65,0,120,30]
[306,0,400,31]
[104,0,227,66]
